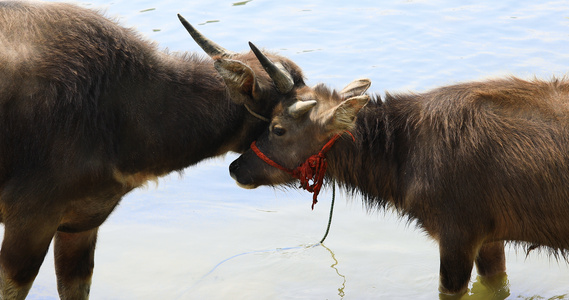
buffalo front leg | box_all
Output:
[438,235,479,295]
[0,219,59,299]
[475,241,506,277]
[54,228,99,300]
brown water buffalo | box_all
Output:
[0,1,318,299]
[229,77,569,295]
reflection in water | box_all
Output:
[198,20,221,25]
[188,242,349,299]
[194,245,307,284]
[232,0,253,6]
[440,272,567,300]
[459,273,510,300]
[469,273,511,299]
[438,273,509,300]
[321,243,347,299]
[516,295,569,300]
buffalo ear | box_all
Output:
[214,58,260,105]
[329,95,370,130]
[339,78,371,99]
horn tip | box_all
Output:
[248,41,260,52]
[178,14,192,28]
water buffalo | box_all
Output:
[229,77,569,295]
[0,1,317,298]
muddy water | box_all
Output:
[14,0,569,299]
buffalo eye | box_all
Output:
[272,126,286,136]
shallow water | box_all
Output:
[8,0,569,299]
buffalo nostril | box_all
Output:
[228,160,257,189]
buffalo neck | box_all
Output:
[111,52,254,175]
[326,96,410,209]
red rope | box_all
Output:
[251,131,354,209]
[250,141,295,176]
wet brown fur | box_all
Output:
[230,77,569,294]
[0,1,311,299]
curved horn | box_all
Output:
[177,14,234,57]
[287,100,317,118]
[249,42,294,94]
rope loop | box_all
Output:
[251,131,354,209]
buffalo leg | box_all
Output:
[475,241,506,277]
[54,228,98,300]
[438,236,479,295]
[0,217,59,300]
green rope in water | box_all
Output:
[319,180,336,244]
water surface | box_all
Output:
[10,0,569,299]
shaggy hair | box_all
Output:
[0,1,311,298]
[326,77,569,260]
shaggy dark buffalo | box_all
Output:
[0,1,320,298]
[229,77,569,295]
